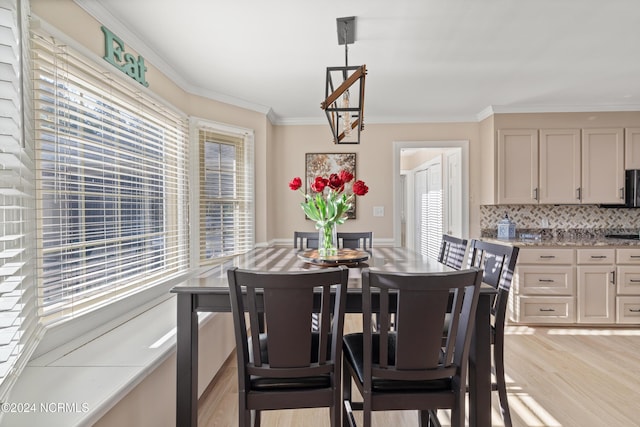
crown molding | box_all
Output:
[73,0,274,118]
[476,106,496,122]
[488,104,640,115]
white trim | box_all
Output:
[32,273,190,359]
[270,237,396,247]
[190,116,255,137]
[393,140,470,247]
[272,114,481,126]
[189,117,257,263]
[476,106,496,122]
[4,296,233,427]
[489,103,640,115]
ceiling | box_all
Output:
[74,0,640,125]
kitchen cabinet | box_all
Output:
[576,249,616,324]
[496,127,624,205]
[511,246,640,326]
[496,129,538,204]
[624,128,640,169]
[539,129,581,204]
[511,248,575,324]
[580,128,625,204]
[616,248,640,323]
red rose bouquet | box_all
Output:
[289,170,368,255]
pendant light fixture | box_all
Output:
[321,16,367,144]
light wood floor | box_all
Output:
[198,318,640,426]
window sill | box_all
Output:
[0,295,221,426]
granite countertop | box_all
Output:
[480,229,640,247]
[483,236,640,247]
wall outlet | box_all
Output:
[373,206,384,217]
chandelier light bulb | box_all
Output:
[342,90,351,136]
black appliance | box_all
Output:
[605,233,640,240]
[602,170,640,208]
[625,170,640,207]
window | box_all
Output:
[0,0,39,400]
[32,29,190,324]
[198,127,254,262]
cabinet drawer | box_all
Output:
[616,266,640,295]
[616,296,640,324]
[514,266,574,295]
[513,296,575,324]
[616,248,640,264]
[518,248,574,264]
[577,249,615,264]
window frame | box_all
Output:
[28,18,192,358]
[189,118,255,268]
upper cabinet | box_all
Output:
[581,128,624,204]
[539,129,581,204]
[496,127,625,205]
[625,128,640,169]
[496,129,538,204]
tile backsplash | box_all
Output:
[480,204,640,237]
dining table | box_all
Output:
[171,246,496,427]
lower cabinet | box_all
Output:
[511,246,640,325]
[513,296,575,324]
[616,249,640,323]
[617,296,640,323]
[511,248,576,324]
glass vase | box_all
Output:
[318,222,338,257]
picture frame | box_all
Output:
[305,152,357,219]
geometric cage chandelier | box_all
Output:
[321,16,367,144]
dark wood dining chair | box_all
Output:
[337,231,372,250]
[342,267,483,427]
[438,234,468,270]
[466,239,520,427]
[227,266,349,427]
[293,231,319,249]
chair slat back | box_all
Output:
[438,234,468,270]
[362,268,482,383]
[228,266,348,378]
[337,231,372,250]
[263,286,314,367]
[293,231,319,249]
[466,239,519,321]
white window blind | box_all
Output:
[199,128,254,262]
[415,164,443,261]
[0,0,39,400]
[32,29,190,324]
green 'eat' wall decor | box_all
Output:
[101,26,149,88]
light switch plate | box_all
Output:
[373,206,384,217]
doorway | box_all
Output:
[393,140,469,252]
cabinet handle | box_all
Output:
[576,187,581,200]
[538,279,555,283]
[590,255,607,259]
[630,279,640,283]
[630,256,640,259]
[620,187,625,199]
[539,308,556,312]
[630,309,640,313]
[611,271,616,285]
[533,187,538,201]
[539,255,556,259]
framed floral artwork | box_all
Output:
[305,152,357,219]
